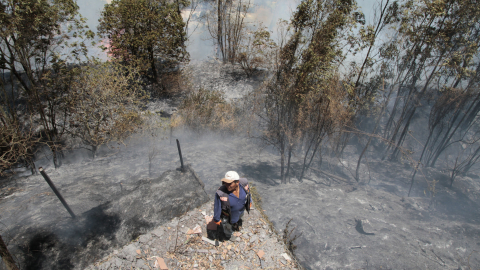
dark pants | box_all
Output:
[220,212,244,239]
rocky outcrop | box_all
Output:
[86,200,300,270]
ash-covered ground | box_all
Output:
[1,60,480,269]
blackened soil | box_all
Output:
[1,165,208,270]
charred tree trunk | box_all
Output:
[356,81,392,182]
[354,0,390,90]
[149,46,158,84]
[280,143,286,184]
[285,145,293,182]
[217,0,225,61]
[428,89,480,167]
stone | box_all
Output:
[281,253,292,261]
[123,243,138,257]
[152,228,164,237]
[101,262,110,270]
[136,259,145,268]
[171,220,179,228]
[187,225,202,234]
[202,236,219,246]
[139,234,152,243]
[197,249,209,253]
[126,255,135,262]
[113,258,123,267]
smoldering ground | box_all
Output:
[1,61,480,270]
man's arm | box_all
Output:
[213,194,222,225]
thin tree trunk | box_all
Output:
[285,145,293,183]
[300,137,321,182]
[280,147,285,184]
[149,47,158,83]
[217,0,224,61]
[429,91,480,167]
[354,0,389,89]
[391,49,445,161]
[356,81,392,181]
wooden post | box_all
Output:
[39,167,76,218]
[176,139,185,171]
[0,234,19,270]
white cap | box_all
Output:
[225,171,240,181]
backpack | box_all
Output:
[216,178,251,224]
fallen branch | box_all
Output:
[430,249,445,266]
[310,168,349,183]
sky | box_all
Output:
[76,0,379,61]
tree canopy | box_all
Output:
[98,0,189,83]
[0,0,93,169]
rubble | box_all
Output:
[86,201,300,270]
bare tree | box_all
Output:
[205,0,251,63]
[256,0,357,184]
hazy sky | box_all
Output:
[76,0,379,61]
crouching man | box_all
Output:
[213,171,252,241]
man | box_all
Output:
[213,171,252,240]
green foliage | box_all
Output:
[67,61,148,158]
[237,26,277,77]
[98,0,189,82]
[0,0,93,168]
